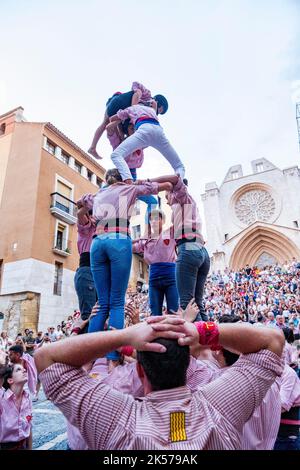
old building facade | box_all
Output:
[202,158,300,272]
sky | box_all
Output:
[1,0,300,223]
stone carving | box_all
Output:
[235,190,275,225]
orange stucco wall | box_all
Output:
[0,122,44,263]
[0,119,105,273]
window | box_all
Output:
[134,200,141,216]
[87,170,93,182]
[61,152,70,165]
[56,181,72,213]
[74,161,82,173]
[45,139,56,155]
[139,260,144,279]
[0,123,6,136]
[293,220,299,228]
[231,171,239,180]
[53,262,63,296]
[132,225,141,239]
[55,223,67,250]
[96,177,102,188]
[256,163,264,172]
[224,233,229,241]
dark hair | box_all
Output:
[2,364,14,390]
[105,168,123,185]
[218,314,240,324]
[282,327,295,344]
[0,364,8,380]
[218,315,240,366]
[121,118,131,136]
[153,94,168,114]
[137,339,190,391]
[9,345,24,356]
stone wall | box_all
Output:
[0,291,40,338]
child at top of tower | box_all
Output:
[107,102,185,183]
[88,81,168,159]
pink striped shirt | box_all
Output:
[283,342,298,365]
[131,82,152,103]
[132,230,177,265]
[168,178,204,242]
[0,388,32,442]
[22,353,38,395]
[107,131,144,169]
[39,350,283,450]
[178,356,281,450]
[279,364,300,411]
[79,182,159,225]
[242,381,280,450]
[117,105,158,125]
[66,421,89,451]
[67,358,143,450]
[77,219,96,255]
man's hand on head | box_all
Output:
[147,315,200,349]
[123,317,186,353]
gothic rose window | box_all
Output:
[235,190,275,225]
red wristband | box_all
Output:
[120,345,135,357]
[195,321,222,351]
[71,327,81,335]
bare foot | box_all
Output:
[107,359,121,373]
[88,147,103,159]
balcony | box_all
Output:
[50,192,77,225]
[52,237,72,257]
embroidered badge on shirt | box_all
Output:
[89,373,100,379]
[170,412,187,442]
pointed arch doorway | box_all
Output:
[229,224,300,270]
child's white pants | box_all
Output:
[111,123,185,180]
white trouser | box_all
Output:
[111,123,185,180]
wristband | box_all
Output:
[71,327,81,335]
[195,321,222,351]
[120,345,135,357]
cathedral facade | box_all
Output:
[201,158,300,272]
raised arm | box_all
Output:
[76,193,95,211]
[131,82,151,104]
[158,182,173,192]
[34,318,186,374]
[131,88,143,105]
[149,175,179,186]
[151,318,285,432]
[177,321,284,357]
[106,120,122,135]
[132,239,146,254]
